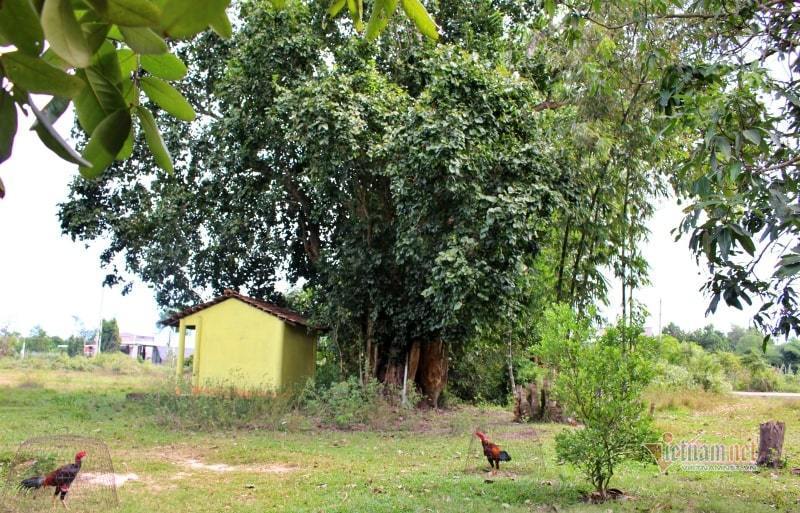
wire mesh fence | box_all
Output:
[455,422,545,476]
[0,435,117,513]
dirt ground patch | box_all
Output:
[79,472,140,487]
[501,428,540,441]
[181,457,296,474]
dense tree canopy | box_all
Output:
[57,0,798,400]
[61,0,587,402]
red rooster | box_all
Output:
[475,431,511,474]
[20,451,86,509]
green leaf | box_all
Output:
[365,0,397,41]
[400,0,437,40]
[79,108,132,178]
[89,41,124,89]
[347,0,363,31]
[84,0,161,27]
[327,0,346,17]
[81,21,111,54]
[0,176,4,198]
[728,161,742,182]
[107,24,124,40]
[30,96,70,131]
[85,66,127,111]
[120,25,167,54]
[135,105,173,172]
[140,76,195,121]
[117,48,138,77]
[121,78,137,105]
[1,51,85,97]
[29,96,91,166]
[0,0,45,56]
[141,52,187,80]
[42,47,70,69]
[160,0,229,40]
[208,9,232,39]
[41,0,92,68]
[742,128,761,145]
[0,89,18,163]
[116,126,134,161]
[715,136,731,161]
[73,67,126,133]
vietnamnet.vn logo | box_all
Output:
[644,432,758,472]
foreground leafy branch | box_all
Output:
[0,0,439,198]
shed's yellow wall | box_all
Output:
[281,323,317,389]
[179,298,315,391]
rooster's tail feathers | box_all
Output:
[20,476,45,489]
[498,451,511,462]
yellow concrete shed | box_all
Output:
[161,290,319,391]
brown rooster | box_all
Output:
[475,431,511,474]
[20,451,86,509]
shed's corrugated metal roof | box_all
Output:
[160,289,319,330]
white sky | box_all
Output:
[0,110,760,341]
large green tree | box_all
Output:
[61,0,574,404]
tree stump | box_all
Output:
[757,420,785,468]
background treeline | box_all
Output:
[0,319,122,358]
[655,323,800,394]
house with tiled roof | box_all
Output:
[161,289,319,391]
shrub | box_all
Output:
[535,305,657,499]
[749,369,779,392]
[652,362,695,390]
[305,377,384,429]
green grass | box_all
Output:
[1,363,799,512]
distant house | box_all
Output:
[120,333,166,364]
[160,289,319,391]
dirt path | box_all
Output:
[732,391,800,398]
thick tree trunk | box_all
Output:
[382,359,404,387]
[513,385,525,422]
[415,338,448,408]
[513,382,542,422]
[757,420,785,467]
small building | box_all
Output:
[120,333,167,364]
[160,290,319,391]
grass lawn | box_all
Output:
[1,365,799,512]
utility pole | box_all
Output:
[658,298,663,341]
[94,287,105,357]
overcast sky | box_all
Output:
[0,111,759,340]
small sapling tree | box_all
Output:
[535,304,657,500]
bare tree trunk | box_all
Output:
[757,420,785,467]
[507,335,516,393]
[570,183,604,305]
[401,353,409,406]
[555,216,573,302]
[620,167,631,347]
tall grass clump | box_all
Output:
[148,378,304,431]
